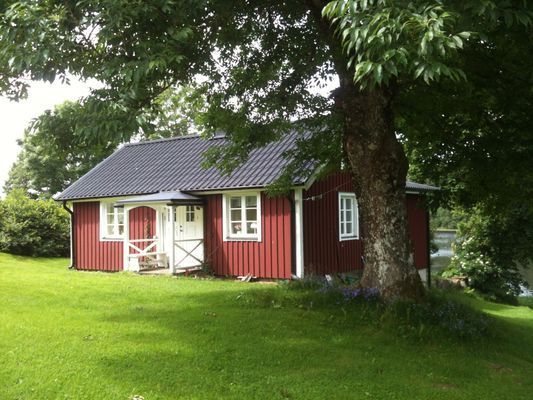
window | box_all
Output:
[186,206,195,222]
[100,202,124,239]
[339,192,359,241]
[223,193,261,240]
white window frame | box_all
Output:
[222,192,262,241]
[338,192,359,241]
[185,205,195,222]
[99,201,125,241]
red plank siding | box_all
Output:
[73,202,157,271]
[73,202,123,271]
[303,173,363,275]
[73,181,427,277]
[406,194,429,269]
[303,172,429,274]
[204,193,292,279]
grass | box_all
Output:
[1,253,533,400]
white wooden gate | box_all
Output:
[167,205,204,271]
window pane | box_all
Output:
[346,222,353,235]
[186,207,195,222]
[118,225,124,235]
[246,222,258,234]
[230,197,241,208]
[246,208,257,222]
[106,224,114,236]
[117,211,124,224]
[346,209,352,222]
[230,209,242,222]
[107,214,115,224]
[345,198,352,210]
[231,222,242,234]
[245,195,257,208]
[106,203,114,213]
[340,223,345,235]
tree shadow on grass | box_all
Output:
[95,288,361,399]
[90,287,533,400]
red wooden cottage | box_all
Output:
[56,134,436,281]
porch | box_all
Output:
[115,191,205,274]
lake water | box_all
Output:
[431,230,456,273]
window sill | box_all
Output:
[100,236,124,242]
[339,236,358,242]
[224,236,260,242]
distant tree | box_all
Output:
[145,85,208,139]
[430,208,464,231]
[4,101,120,197]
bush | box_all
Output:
[443,207,530,303]
[386,291,492,339]
[240,280,492,341]
[0,190,70,257]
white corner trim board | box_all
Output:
[294,188,304,278]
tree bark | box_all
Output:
[335,79,425,302]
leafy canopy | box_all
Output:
[2,1,531,178]
[4,100,121,197]
[323,0,470,86]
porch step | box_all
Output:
[138,268,172,276]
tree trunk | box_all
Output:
[336,80,425,302]
[305,0,424,301]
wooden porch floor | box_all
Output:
[138,267,202,276]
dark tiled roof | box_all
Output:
[57,133,439,201]
[57,134,304,200]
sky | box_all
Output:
[0,78,93,196]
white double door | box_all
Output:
[167,205,204,269]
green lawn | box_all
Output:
[1,253,532,400]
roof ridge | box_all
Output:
[124,134,225,147]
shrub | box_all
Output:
[386,291,492,340]
[0,190,69,257]
[283,274,330,291]
[443,207,530,303]
[241,279,491,341]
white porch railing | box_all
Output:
[128,238,158,254]
[127,237,167,271]
[174,238,204,268]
